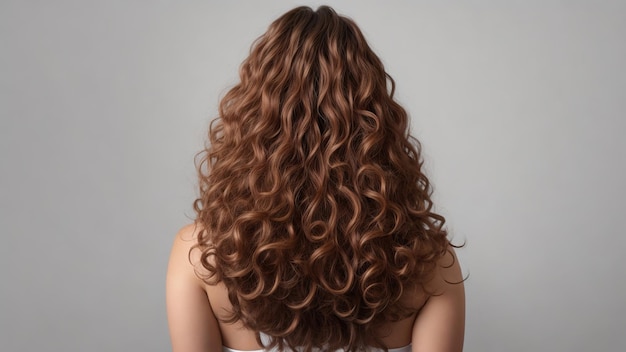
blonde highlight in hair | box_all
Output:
[192,6,451,352]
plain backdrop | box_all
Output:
[1,0,625,351]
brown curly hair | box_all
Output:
[192,5,452,352]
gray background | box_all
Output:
[1,0,625,351]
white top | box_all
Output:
[222,332,412,352]
[222,345,411,352]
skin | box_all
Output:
[166,223,465,352]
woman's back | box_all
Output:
[203,238,425,351]
[168,223,463,351]
[205,245,421,351]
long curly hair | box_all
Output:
[192,5,451,352]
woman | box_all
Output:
[167,5,465,352]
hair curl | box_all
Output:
[192,6,452,352]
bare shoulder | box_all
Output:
[167,222,212,297]
[411,246,465,352]
[166,222,222,351]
